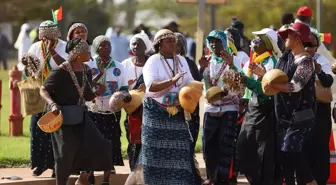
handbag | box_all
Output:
[315,80,333,103]
[60,105,85,125]
[17,77,45,116]
[292,108,315,123]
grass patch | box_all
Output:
[0,60,202,168]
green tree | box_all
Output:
[139,0,336,43]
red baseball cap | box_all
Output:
[297,6,313,17]
[278,22,312,43]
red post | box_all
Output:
[8,65,23,136]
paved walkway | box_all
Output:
[0,154,251,185]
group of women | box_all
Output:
[21,15,333,185]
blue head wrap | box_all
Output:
[206,30,228,51]
[206,30,228,63]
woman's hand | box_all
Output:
[43,37,56,53]
[221,49,234,67]
[50,102,60,112]
[199,55,210,69]
[265,82,293,93]
[95,84,106,96]
[128,79,137,86]
[249,63,266,77]
[172,72,186,83]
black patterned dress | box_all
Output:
[43,66,114,185]
[275,51,316,184]
[30,113,54,171]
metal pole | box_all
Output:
[210,5,216,30]
[196,0,205,64]
[59,0,65,40]
[316,0,321,31]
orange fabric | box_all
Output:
[328,132,336,183]
[229,157,233,179]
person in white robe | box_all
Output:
[14,23,32,71]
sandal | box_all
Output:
[203,179,214,185]
[75,179,90,185]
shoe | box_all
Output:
[203,179,214,185]
[101,182,110,185]
[75,179,90,185]
[32,168,47,177]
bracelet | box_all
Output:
[49,102,56,107]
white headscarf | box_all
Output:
[14,23,32,71]
[130,30,153,54]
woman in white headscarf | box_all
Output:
[122,30,152,172]
[15,23,32,71]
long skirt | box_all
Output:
[202,111,237,184]
[51,112,113,185]
[30,113,54,170]
[297,102,332,185]
[277,113,315,184]
[236,102,276,185]
[139,97,199,185]
[88,111,124,166]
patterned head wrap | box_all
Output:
[67,23,88,41]
[153,29,175,53]
[206,30,228,52]
[130,30,153,54]
[38,20,61,40]
[92,35,110,54]
[174,32,187,56]
[68,39,90,61]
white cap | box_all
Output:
[252,28,278,43]
[252,28,282,59]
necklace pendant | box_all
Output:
[167,106,178,116]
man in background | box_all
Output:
[0,30,9,70]
[281,12,295,26]
[164,21,179,33]
[109,26,130,62]
[184,32,196,61]
[295,6,335,63]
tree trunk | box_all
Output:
[126,0,136,29]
